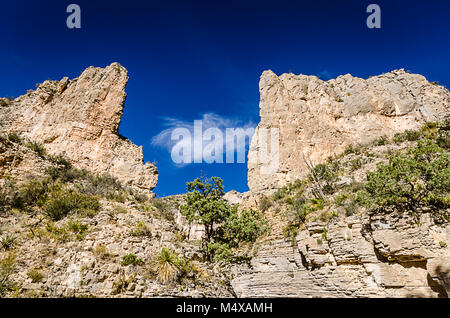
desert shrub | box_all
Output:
[374,135,389,146]
[436,121,450,150]
[359,138,449,218]
[221,208,269,247]
[133,193,149,204]
[258,195,272,212]
[24,141,46,157]
[208,242,232,263]
[344,144,361,155]
[152,199,173,221]
[83,174,123,197]
[43,189,100,221]
[94,244,110,259]
[343,201,359,217]
[121,254,144,266]
[421,122,439,139]
[310,163,339,195]
[334,193,349,206]
[113,205,128,214]
[27,269,44,283]
[1,234,16,250]
[7,132,21,143]
[0,185,12,214]
[349,158,363,172]
[0,253,15,297]
[129,221,152,237]
[48,154,72,168]
[12,178,51,209]
[112,274,135,295]
[67,219,89,241]
[46,165,89,183]
[301,198,325,222]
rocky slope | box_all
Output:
[0,63,158,192]
[0,137,232,297]
[248,69,449,192]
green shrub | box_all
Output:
[83,174,123,197]
[67,219,89,241]
[405,130,422,141]
[27,269,44,283]
[129,221,152,237]
[121,254,144,266]
[349,158,363,172]
[282,223,298,245]
[286,196,326,225]
[1,234,16,250]
[0,253,15,297]
[43,189,100,221]
[272,187,288,201]
[374,135,389,146]
[208,242,232,263]
[344,201,359,217]
[334,193,349,206]
[344,144,360,155]
[360,138,449,218]
[133,193,149,204]
[48,154,72,168]
[436,121,450,150]
[46,165,89,183]
[310,163,339,195]
[12,178,51,209]
[24,141,46,157]
[221,208,269,246]
[258,195,273,212]
[7,132,21,143]
[152,199,173,221]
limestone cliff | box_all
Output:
[0,63,158,191]
[248,69,449,192]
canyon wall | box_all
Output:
[248,69,450,192]
[0,63,158,191]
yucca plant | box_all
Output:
[152,248,181,284]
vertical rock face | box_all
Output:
[0,63,158,191]
[248,69,450,192]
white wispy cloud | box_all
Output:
[151,112,256,167]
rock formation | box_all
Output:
[236,69,450,298]
[0,63,158,191]
[248,69,450,192]
[231,213,449,297]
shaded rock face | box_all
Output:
[232,213,449,298]
[0,63,158,191]
[248,69,450,192]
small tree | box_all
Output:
[180,176,269,262]
[180,177,231,260]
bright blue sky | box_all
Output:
[1,1,449,196]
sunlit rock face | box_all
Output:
[248,69,449,192]
[0,63,158,191]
